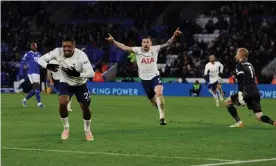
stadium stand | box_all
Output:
[1,1,276,87]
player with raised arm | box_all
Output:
[47,59,72,112]
[38,38,95,141]
[225,48,276,128]
[106,28,182,125]
[20,42,45,108]
[204,55,224,107]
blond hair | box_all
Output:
[239,48,249,59]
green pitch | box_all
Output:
[1,93,276,166]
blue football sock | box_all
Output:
[25,90,35,100]
[35,89,41,103]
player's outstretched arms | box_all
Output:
[159,27,182,49]
[105,33,133,52]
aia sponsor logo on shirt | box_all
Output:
[141,57,155,64]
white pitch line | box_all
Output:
[1,105,58,108]
[192,157,276,166]
[1,147,234,162]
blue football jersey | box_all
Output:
[20,51,41,75]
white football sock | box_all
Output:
[209,89,219,103]
[217,90,224,100]
[156,96,165,119]
[61,117,69,129]
[83,119,91,132]
[67,100,72,111]
[215,93,219,103]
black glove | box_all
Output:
[204,75,209,85]
[46,64,59,72]
[218,72,223,77]
[62,67,80,77]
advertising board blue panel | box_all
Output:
[87,82,276,99]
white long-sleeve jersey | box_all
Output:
[48,59,61,80]
[204,61,224,84]
[38,48,94,86]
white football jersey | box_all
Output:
[38,48,94,86]
[49,59,61,80]
[204,61,224,84]
[131,45,161,80]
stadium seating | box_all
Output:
[1,1,276,86]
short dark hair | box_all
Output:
[142,36,152,40]
[62,37,75,44]
[30,42,37,46]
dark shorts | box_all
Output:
[53,79,60,91]
[208,81,218,91]
[141,76,162,99]
[230,93,261,113]
[59,82,91,105]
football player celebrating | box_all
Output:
[38,38,95,141]
[47,59,73,112]
[106,27,182,125]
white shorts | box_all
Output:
[28,74,40,84]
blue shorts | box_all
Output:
[141,76,162,99]
[59,82,91,105]
[53,79,60,91]
[208,81,218,91]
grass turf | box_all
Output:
[1,93,276,166]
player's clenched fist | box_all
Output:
[46,64,59,72]
[105,34,115,43]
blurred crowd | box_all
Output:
[1,1,276,86]
[156,2,276,83]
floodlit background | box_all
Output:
[1,1,276,166]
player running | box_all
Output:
[106,27,182,125]
[204,55,224,107]
[20,42,45,108]
[38,38,95,141]
[225,48,276,128]
[47,59,72,112]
